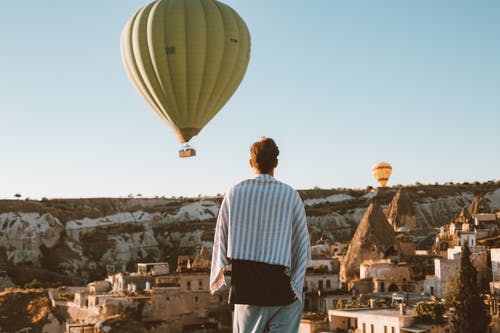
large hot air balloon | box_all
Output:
[121,0,251,157]
[371,162,392,187]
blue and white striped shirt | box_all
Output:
[210,174,311,302]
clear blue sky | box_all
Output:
[1,0,499,199]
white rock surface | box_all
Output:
[304,194,354,206]
[0,212,64,265]
[486,188,500,211]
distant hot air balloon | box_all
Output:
[121,0,251,157]
[371,162,392,187]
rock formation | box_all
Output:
[454,207,474,224]
[340,203,396,282]
[191,246,212,271]
[385,188,418,231]
[468,195,492,215]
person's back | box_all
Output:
[210,137,311,333]
[226,176,300,265]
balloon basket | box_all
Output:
[179,145,196,158]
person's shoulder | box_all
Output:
[274,180,302,198]
[233,178,254,188]
[273,178,296,191]
[226,178,254,194]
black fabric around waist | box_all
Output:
[229,259,296,306]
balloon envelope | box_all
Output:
[121,0,251,143]
[371,162,392,187]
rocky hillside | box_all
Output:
[1,183,499,286]
[0,289,63,332]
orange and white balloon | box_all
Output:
[371,162,392,187]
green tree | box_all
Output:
[451,243,489,333]
[415,301,445,323]
[443,276,460,307]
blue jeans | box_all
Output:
[233,299,303,333]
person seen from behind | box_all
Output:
[210,137,311,333]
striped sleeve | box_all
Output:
[289,191,311,302]
[210,193,230,294]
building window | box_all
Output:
[187,281,191,290]
[391,327,395,333]
[326,279,331,289]
[198,280,203,290]
[384,326,387,333]
[371,324,374,333]
[194,296,198,303]
[380,281,385,292]
[318,280,324,290]
[363,323,366,333]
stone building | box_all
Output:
[304,270,342,312]
[137,262,169,275]
[328,306,449,333]
[474,213,499,239]
[65,254,231,332]
[433,206,498,257]
[102,261,170,293]
[424,245,488,298]
[305,272,340,293]
[310,242,341,273]
[106,272,155,292]
[88,280,112,294]
[149,272,231,331]
[491,248,500,283]
[359,260,412,293]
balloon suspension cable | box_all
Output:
[179,143,196,158]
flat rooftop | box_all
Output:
[329,307,415,318]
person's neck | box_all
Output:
[254,170,274,177]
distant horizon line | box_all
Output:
[1,179,499,201]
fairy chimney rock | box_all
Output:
[468,195,492,216]
[191,246,212,271]
[454,207,473,224]
[340,203,396,282]
[384,188,417,231]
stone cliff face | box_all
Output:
[411,192,475,229]
[0,213,64,265]
[1,184,499,286]
[0,199,221,285]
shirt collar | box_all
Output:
[253,174,276,182]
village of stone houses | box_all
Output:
[1,183,500,333]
